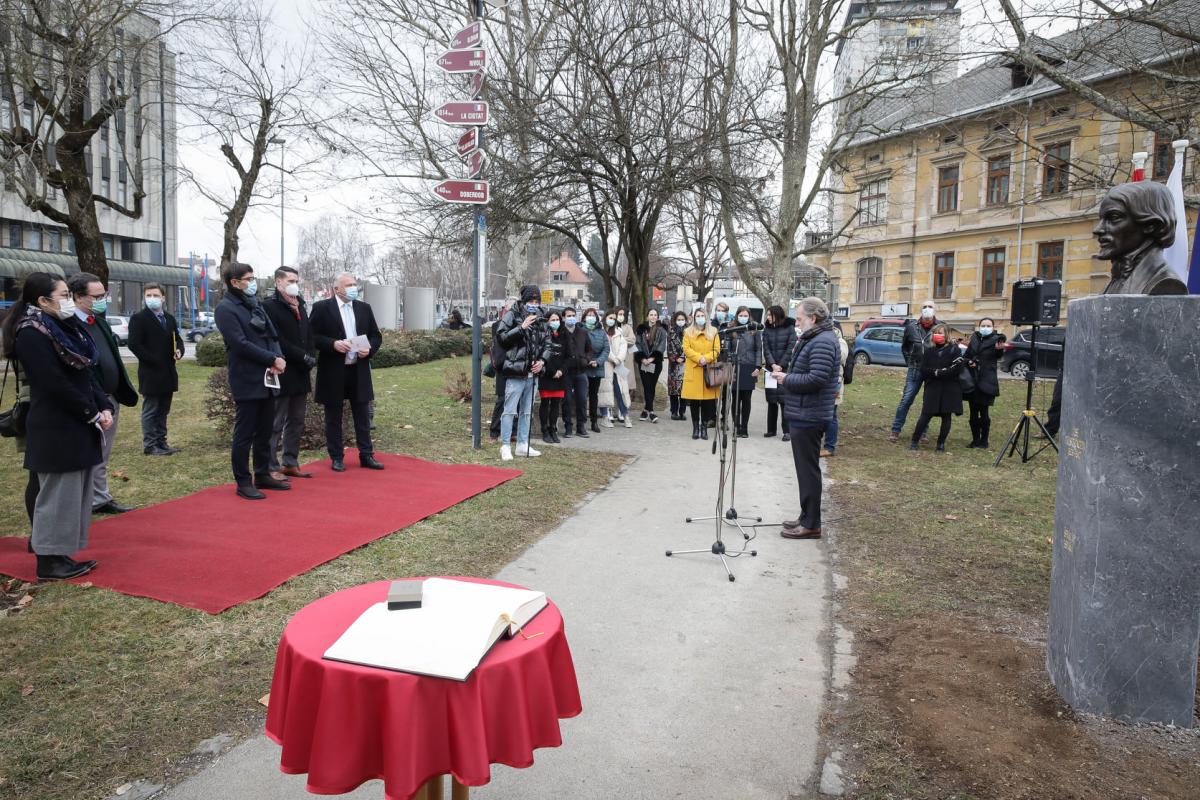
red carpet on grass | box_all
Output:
[0,454,520,613]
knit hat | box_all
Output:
[519,284,541,302]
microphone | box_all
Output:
[719,321,764,333]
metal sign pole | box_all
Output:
[469,0,485,449]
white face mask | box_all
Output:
[979,326,993,337]
[56,298,77,320]
[921,307,935,320]
[283,283,301,297]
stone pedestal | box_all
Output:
[1047,295,1200,727]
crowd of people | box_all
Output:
[0,266,385,580]
[1,263,1004,581]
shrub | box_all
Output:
[444,368,471,403]
[204,367,356,449]
[195,331,226,366]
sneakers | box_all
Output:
[602,417,614,428]
[639,410,649,421]
[648,412,659,423]
[887,432,899,443]
[624,417,633,428]
[819,448,834,458]
[500,444,513,461]
[515,443,542,457]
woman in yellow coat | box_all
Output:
[681,306,721,440]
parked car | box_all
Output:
[851,325,906,366]
[185,324,216,343]
[1001,326,1066,379]
[856,317,906,333]
[107,315,130,345]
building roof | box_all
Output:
[843,0,1200,149]
[542,251,589,284]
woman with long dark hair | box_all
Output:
[2,272,111,580]
[538,311,568,443]
[761,304,796,441]
[728,305,762,438]
[666,310,688,419]
[910,322,966,452]
[634,308,667,421]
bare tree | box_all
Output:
[295,214,375,293]
[176,0,320,270]
[0,1,207,282]
[663,187,728,303]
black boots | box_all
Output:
[36,554,96,582]
[692,419,701,440]
[980,420,990,449]
[700,422,709,440]
[968,419,981,448]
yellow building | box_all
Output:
[819,27,1198,334]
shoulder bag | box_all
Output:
[0,360,29,438]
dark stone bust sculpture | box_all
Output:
[1095,182,1188,296]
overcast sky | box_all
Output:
[172,0,1055,272]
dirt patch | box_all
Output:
[842,615,1200,799]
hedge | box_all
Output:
[196,328,484,369]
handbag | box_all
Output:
[703,362,733,387]
[0,360,29,438]
[959,363,977,394]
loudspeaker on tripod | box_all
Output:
[1010,278,1062,326]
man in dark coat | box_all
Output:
[888,299,938,443]
[68,272,138,514]
[127,282,185,455]
[214,262,290,500]
[309,273,384,472]
[560,305,592,438]
[770,297,840,540]
[263,267,316,479]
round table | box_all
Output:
[265,579,582,800]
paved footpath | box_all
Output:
[159,400,831,800]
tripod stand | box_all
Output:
[994,324,1059,466]
[666,330,760,582]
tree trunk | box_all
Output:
[59,149,109,285]
[505,226,531,299]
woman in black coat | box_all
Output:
[538,311,569,443]
[2,272,112,581]
[633,309,667,422]
[964,317,1007,448]
[761,305,796,440]
[910,323,965,452]
[728,305,762,438]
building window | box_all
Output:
[27,227,42,250]
[936,165,959,213]
[1038,241,1064,281]
[981,247,1006,296]
[1152,132,1177,180]
[8,222,21,248]
[49,230,61,252]
[103,236,114,258]
[933,252,954,299]
[855,256,882,303]
[1042,141,1071,195]
[986,155,1010,206]
[906,36,924,51]
[858,179,887,225]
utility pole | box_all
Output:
[270,136,287,267]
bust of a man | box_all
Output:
[1095,182,1188,296]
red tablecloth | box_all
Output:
[265,579,582,799]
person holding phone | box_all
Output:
[964,317,1007,448]
[909,322,965,452]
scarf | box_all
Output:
[278,289,302,319]
[15,305,97,370]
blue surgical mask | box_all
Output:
[344,286,359,301]
[695,316,706,327]
[92,298,108,314]
[565,317,577,327]
[979,326,993,337]
[548,320,561,331]
[525,303,540,314]
[244,280,259,297]
[714,311,725,322]
[145,297,163,311]
[737,315,749,325]
[584,318,597,329]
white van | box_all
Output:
[710,295,766,324]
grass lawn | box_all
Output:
[827,366,1198,799]
[0,358,626,800]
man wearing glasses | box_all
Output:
[888,300,939,443]
[67,272,139,514]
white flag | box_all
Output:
[1163,140,1190,282]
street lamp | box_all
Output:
[268,136,286,268]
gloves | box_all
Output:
[303,354,317,368]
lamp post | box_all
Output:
[269,136,286,267]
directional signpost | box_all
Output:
[434,101,489,125]
[433,7,490,449]
[436,48,487,73]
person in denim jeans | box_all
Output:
[888,300,938,442]
[821,322,849,457]
[495,285,550,461]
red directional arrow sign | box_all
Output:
[436,48,486,74]
[432,179,489,204]
[434,101,489,126]
[450,20,482,50]
[457,128,478,156]
[464,149,485,179]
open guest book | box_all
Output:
[323,578,548,681]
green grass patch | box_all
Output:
[0,358,625,800]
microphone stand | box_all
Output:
[666,326,761,582]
